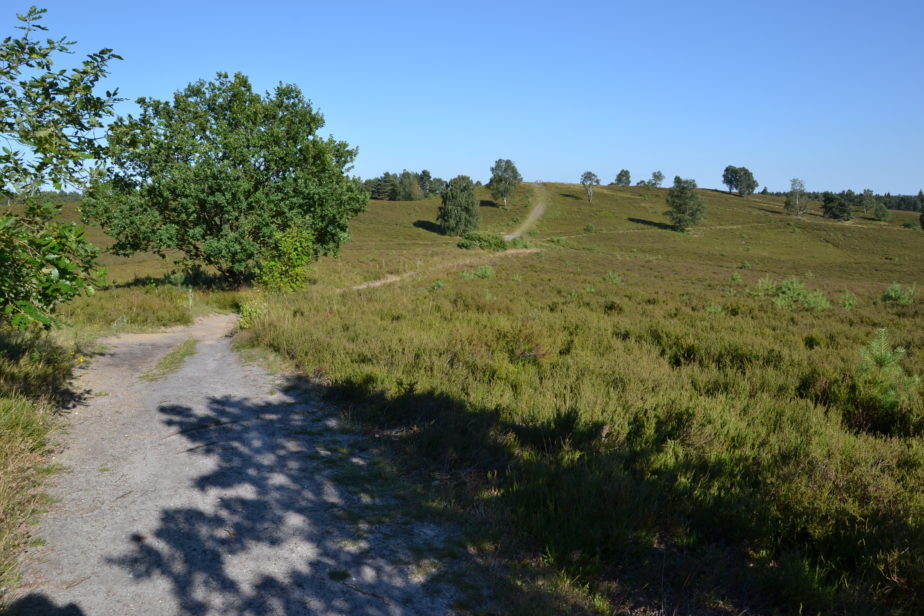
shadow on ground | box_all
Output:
[627,217,675,231]
[411,220,442,235]
[104,382,487,615]
[3,594,85,615]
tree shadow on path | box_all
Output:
[107,383,477,615]
[3,594,86,616]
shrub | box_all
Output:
[842,329,922,436]
[840,289,858,311]
[881,283,917,306]
[752,276,830,311]
[457,232,507,251]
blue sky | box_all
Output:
[24,0,924,193]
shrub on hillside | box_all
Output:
[457,232,507,251]
[752,276,830,311]
[881,283,917,306]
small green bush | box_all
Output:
[840,289,858,311]
[457,232,508,252]
[604,272,622,285]
[752,276,830,311]
[881,283,917,306]
[842,329,922,436]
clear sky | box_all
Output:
[22,0,924,193]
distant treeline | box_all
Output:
[5,189,82,205]
[768,188,924,212]
[362,170,448,201]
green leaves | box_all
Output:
[437,175,479,236]
[83,72,367,285]
[664,176,704,231]
[487,159,522,210]
[0,7,116,328]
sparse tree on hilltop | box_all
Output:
[722,165,738,193]
[614,169,631,187]
[83,72,367,285]
[665,176,704,231]
[736,167,758,196]
[487,159,522,210]
[860,189,877,216]
[784,178,807,216]
[649,170,665,188]
[581,171,600,202]
[437,175,478,235]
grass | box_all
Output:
[239,183,924,614]
[0,329,76,601]
[139,338,198,382]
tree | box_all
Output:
[437,175,478,235]
[873,200,890,222]
[821,192,852,221]
[919,212,924,231]
[580,171,600,202]
[665,176,704,231]
[0,7,120,328]
[722,165,738,193]
[736,167,758,196]
[784,178,807,216]
[83,72,366,285]
[649,170,665,188]
[487,159,522,209]
[614,169,631,186]
[396,170,424,201]
[860,189,877,215]
[418,169,432,196]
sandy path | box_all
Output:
[11,314,467,615]
[503,183,546,241]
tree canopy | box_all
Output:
[1,7,120,327]
[487,159,522,209]
[83,72,367,285]
[665,176,704,231]
[821,192,853,221]
[437,175,478,235]
[649,170,665,188]
[784,178,807,216]
[722,165,757,196]
[613,169,631,187]
[580,171,600,202]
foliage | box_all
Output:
[0,7,120,328]
[783,178,806,216]
[821,193,853,220]
[752,276,830,311]
[722,165,738,193]
[735,167,758,196]
[873,200,890,221]
[437,175,479,236]
[487,159,523,210]
[457,231,507,251]
[843,329,922,436]
[664,176,704,231]
[256,226,317,293]
[83,72,366,285]
[580,171,600,202]
[839,289,857,311]
[649,170,664,188]
[881,283,917,306]
[613,169,631,187]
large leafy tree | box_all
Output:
[437,175,478,235]
[580,171,600,202]
[649,170,665,188]
[487,159,522,210]
[0,7,120,328]
[83,72,366,285]
[665,176,704,231]
[613,169,631,187]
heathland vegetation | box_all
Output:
[2,6,924,615]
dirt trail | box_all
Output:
[12,314,469,615]
[503,183,546,241]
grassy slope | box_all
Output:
[244,184,924,614]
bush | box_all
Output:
[881,283,917,306]
[752,276,830,311]
[842,329,922,436]
[457,232,507,251]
